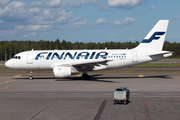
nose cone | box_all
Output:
[5,60,11,68]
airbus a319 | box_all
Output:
[5,20,172,80]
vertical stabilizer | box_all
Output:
[134,20,169,51]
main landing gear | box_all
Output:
[82,71,90,80]
[29,70,33,80]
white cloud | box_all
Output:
[31,1,43,6]
[29,7,41,14]
[19,25,53,31]
[75,20,87,25]
[108,0,146,9]
[173,16,180,20]
[23,32,37,37]
[113,17,135,26]
[0,30,14,36]
[0,0,11,8]
[95,18,109,24]
[46,0,102,7]
[149,5,156,9]
[0,1,29,22]
[70,20,92,28]
[128,38,136,40]
[0,1,74,25]
[71,20,87,27]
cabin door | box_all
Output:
[27,52,33,64]
[132,51,138,62]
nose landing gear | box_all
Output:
[29,70,33,80]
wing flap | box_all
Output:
[71,59,111,66]
[50,59,112,69]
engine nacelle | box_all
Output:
[53,67,71,78]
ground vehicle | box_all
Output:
[113,87,130,105]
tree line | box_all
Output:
[0,39,179,61]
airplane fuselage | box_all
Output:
[5,20,172,79]
[5,49,167,71]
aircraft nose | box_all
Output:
[5,60,11,68]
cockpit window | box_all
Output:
[12,56,21,59]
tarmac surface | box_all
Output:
[0,72,180,120]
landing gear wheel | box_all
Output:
[29,76,33,80]
[82,73,90,80]
[82,73,86,78]
[29,70,33,80]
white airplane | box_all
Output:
[5,20,172,80]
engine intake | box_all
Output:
[53,67,71,78]
[53,66,79,78]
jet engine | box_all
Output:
[53,66,79,78]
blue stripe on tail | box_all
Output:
[141,32,165,43]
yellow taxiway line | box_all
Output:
[76,75,82,77]
[13,75,22,78]
[0,79,16,85]
[139,75,144,77]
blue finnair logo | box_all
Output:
[141,32,165,43]
[35,51,108,60]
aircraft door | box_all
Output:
[27,52,33,64]
[132,51,138,62]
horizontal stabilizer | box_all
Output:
[148,51,173,56]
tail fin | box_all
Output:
[134,20,169,51]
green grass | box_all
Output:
[0,70,180,73]
[0,65,6,68]
[133,63,180,68]
[0,71,53,73]
[90,71,180,73]
[161,58,180,60]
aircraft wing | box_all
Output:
[50,59,112,70]
[71,59,111,66]
[71,59,112,71]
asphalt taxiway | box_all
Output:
[0,72,180,120]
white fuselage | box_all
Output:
[5,49,168,71]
